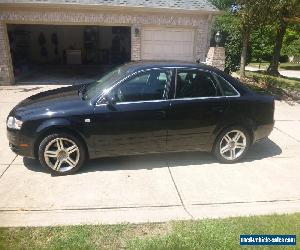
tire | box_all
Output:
[38,133,86,175]
[213,126,250,163]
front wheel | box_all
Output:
[38,133,86,175]
[213,127,250,163]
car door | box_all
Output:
[91,68,173,157]
[166,68,229,152]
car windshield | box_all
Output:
[82,64,130,100]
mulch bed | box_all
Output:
[241,77,300,103]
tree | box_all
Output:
[267,0,300,76]
[211,13,244,73]
[209,0,247,73]
[236,0,274,77]
[282,24,300,57]
[208,0,233,10]
[250,25,275,62]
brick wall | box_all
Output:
[206,47,225,71]
[0,22,12,84]
[131,25,141,61]
[0,7,211,85]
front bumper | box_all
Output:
[7,128,35,158]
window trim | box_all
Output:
[95,67,173,106]
[173,67,240,100]
[95,66,240,106]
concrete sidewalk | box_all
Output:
[0,85,300,227]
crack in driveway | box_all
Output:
[167,162,194,219]
[0,155,17,179]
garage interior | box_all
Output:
[7,24,131,84]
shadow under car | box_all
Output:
[23,138,282,176]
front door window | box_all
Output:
[109,69,172,102]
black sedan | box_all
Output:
[7,61,274,175]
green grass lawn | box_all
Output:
[248,62,300,71]
[1,213,299,250]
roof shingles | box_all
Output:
[0,0,219,11]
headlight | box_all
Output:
[7,116,23,130]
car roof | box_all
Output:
[124,60,215,72]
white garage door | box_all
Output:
[141,27,195,61]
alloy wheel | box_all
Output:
[44,137,80,172]
[219,130,247,161]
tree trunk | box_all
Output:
[267,20,287,76]
[240,32,249,78]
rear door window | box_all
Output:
[213,73,239,96]
[175,69,222,98]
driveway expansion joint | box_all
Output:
[274,127,300,143]
[190,198,300,206]
[275,119,300,122]
[167,162,194,220]
[0,204,183,213]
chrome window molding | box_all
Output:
[96,99,170,106]
[96,95,240,106]
[95,66,241,106]
[170,95,237,102]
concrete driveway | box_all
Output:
[0,85,300,227]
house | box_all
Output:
[0,0,219,85]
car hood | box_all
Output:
[11,85,89,119]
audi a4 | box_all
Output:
[7,61,274,175]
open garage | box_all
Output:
[7,24,131,84]
[0,1,219,85]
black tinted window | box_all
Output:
[214,74,238,96]
[110,69,172,102]
[83,65,129,100]
[176,69,220,98]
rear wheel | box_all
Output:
[213,127,250,163]
[38,133,85,175]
